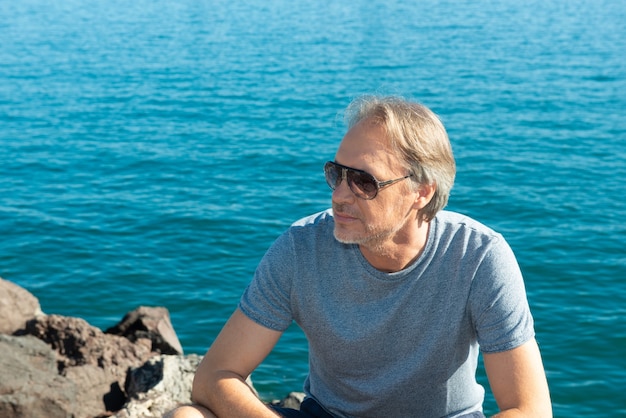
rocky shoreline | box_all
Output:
[0,277,303,418]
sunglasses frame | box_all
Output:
[324,161,413,200]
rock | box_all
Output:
[0,278,43,334]
[21,314,153,371]
[0,334,77,418]
[0,278,301,418]
[106,306,184,355]
[118,355,262,418]
[114,354,202,418]
[19,314,154,417]
[272,392,306,410]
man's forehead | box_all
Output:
[335,131,403,176]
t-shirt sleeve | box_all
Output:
[238,231,295,332]
[469,235,535,353]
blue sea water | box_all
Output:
[1,0,625,415]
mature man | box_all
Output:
[167,96,551,417]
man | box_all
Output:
[167,96,551,417]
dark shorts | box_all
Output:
[270,398,486,418]
[270,398,334,418]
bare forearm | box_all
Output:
[192,371,279,418]
[484,340,552,418]
[189,310,285,417]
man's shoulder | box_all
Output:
[274,209,336,248]
[290,209,334,228]
[435,210,501,241]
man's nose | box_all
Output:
[332,175,354,202]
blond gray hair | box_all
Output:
[344,95,456,221]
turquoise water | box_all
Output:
[2,0,625,415]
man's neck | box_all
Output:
[359,220,431,273]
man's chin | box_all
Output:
[334,226,395,250]
[333,228,361,245]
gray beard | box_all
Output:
[333,225,400,254]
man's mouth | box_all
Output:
[332,205,359,223]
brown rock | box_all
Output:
[20,314,153,417]
[106,306,183,355]
[0,278,224,418]
[0,334,77,418]
[0,277,43,335]
[22,314,153,370]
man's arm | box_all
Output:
[191,308,284,418]
[483,338,552,417]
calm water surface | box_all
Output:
[1,0,625,415]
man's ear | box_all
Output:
[413,182,436,210]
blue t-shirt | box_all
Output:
[239,209,535,418]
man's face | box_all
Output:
[331,118,418,250]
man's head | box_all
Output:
[326,96,455,253]
[342,95,456,223]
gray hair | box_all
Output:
[344,95,456,221]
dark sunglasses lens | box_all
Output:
[324,162,341,189]
[347,170,378,199]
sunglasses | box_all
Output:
[324,161,413,200]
